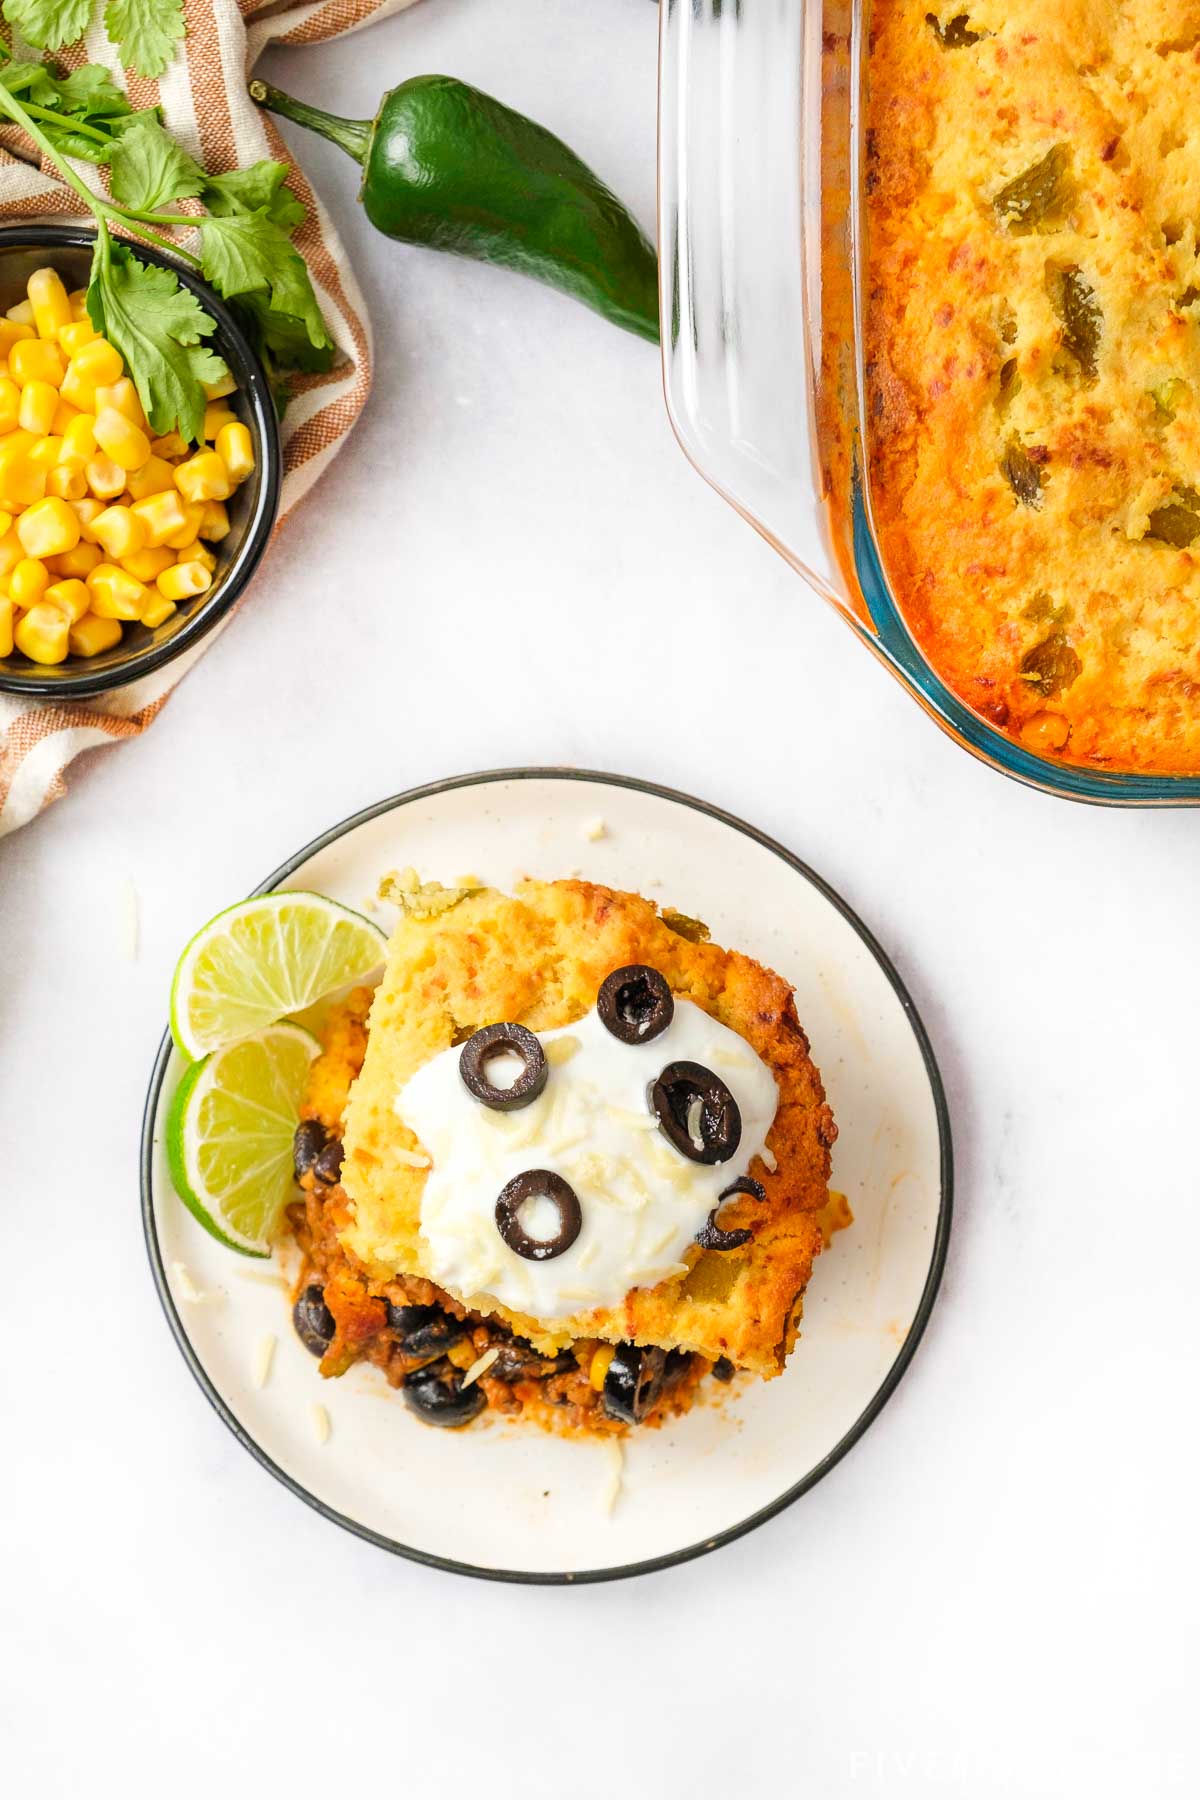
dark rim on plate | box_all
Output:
[0,225,282,699]
[140,768,954,1584]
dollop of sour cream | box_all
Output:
[393,998,778,1319]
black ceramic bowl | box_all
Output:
[0,226,281,698]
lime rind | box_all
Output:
[170,890,385,1061]
[166,1022,321,1256]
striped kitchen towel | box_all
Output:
[0,0,420,835]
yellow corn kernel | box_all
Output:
[87,564,145,620]
[10,557,47,607]
[55,540,103,579]
[126,455,175,501]
[0,443,45,509]
[85,454,127,500]
[589,1345,616,1391]
[17,496,81,559]
[203,403,237,442]
[10,339,65,388]
[120,545,173,582]
[131,488,188,546]
[0,377,20,434]
[44,577,91,623]
[139,593,177,629]
[202,370,237,401]
[92,504,146,560]
[174,449,232,504]
[173,539,217,574]
[14,599,67,663]
[47,464,88,501]
[18,379,58,436]
[0,524,22,579]
[0,596,12,656]
[215,422,254,486]
[28,268,73,341]
[50,397,81,435]
[197,500,230,543]
[69,498,105,542]
[68,610,122,656]
[59,413,98,468]
[164,503,204,550]
[6,299,34,327]
[0,319,34,358]
[94,379,147,429]
[56,319,96,359]
[150,432,188,460]
[68,288,88,321]
[93,408,151,473]
[60,338,123,409]
[156,559,211,602]
[28,436,63,471]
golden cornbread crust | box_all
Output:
[867,0,1200,771]
[339,880,838,1378]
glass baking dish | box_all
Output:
[656,0,1200,805]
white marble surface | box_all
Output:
[2,1,1197,1793]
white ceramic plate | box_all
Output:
[142,770,951,1582]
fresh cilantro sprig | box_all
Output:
[0,47,335,439]
[2,0,185,80]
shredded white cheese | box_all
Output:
[600,1438,625,1516]
[252,1333,276,1389]
[460,1346,501,1388]
[392,1146,432,1169]
[582,817,608,842]
[171,1262,209,1304]
[311,1404,331,1445]
[760,1145,778,1174]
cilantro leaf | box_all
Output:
[198,210,333,354]
[1,0,94,54]
[109,115,204,212]
[104,0,186,79]
[202,162,305,233]
[87,238,227,442]
[0,53,158,164]
[54,64,131,117]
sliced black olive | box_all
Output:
[293,1284,335,1357]
[402,1359,488,1428]
[649,1061,742,1164]
[694,1174,766,1250]
[384,1301,464,1361]
[602,1343,667,1425]
[495,1169,582,1261]
[488,1337,576,1382]
[712,1356,736,1383]
[292,1118,328,1180]
[596,964,674,1044]
[459,1022,548,1111]
[313,1137,344,1186]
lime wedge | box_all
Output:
[170,891,385,1060]
[166,1023,321,1256]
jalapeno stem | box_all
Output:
[248,80,373,166]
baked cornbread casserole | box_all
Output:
[866,0,1200,770]
[285,878,844,1435]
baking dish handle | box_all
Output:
[657,0,853,617]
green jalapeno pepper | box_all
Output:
[249,75,659,343]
